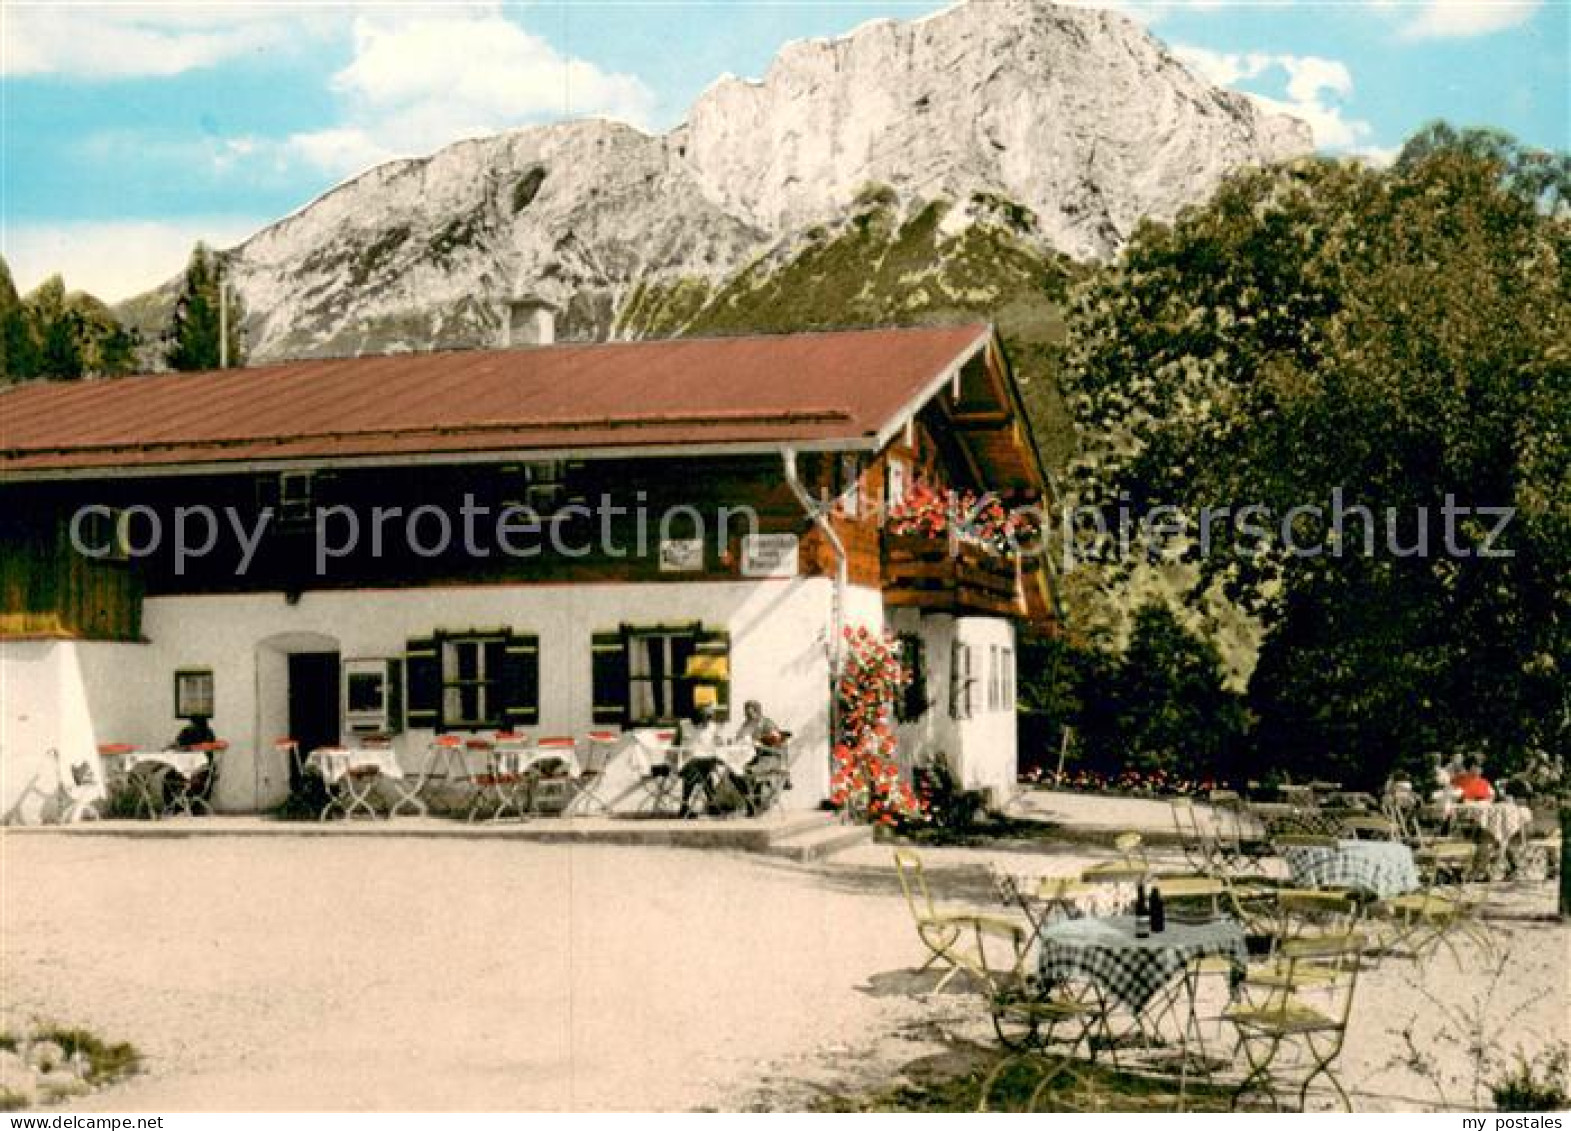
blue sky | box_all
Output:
[2,1,1565,301]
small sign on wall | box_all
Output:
[659,538,705,572]
[741,532,799,578]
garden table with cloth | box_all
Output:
[1281,839,1420,898]
[126,748,216,817]
[1035,914,1248,1090]
[307,746,404,820]
[1036,915,1248,1016]
[1451,800,1533,848]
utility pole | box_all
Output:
[218,260,229,370]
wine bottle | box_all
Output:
[1135,881,1150,938]
[1150,886,1166,934]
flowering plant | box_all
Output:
[829,626,925,826]
[1019,765,1223,798]
[885,480,1039,556]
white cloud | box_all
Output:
[273,6,655,177]
[4,218,265,302]
[1174,45,1373,151]
[1398,0,1542,38]
[0,6,337,79]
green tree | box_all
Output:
[26,276,83,380]
[165,242,243,371]
[1061,126,1570,789]
[0,256,37,382]
[0,260,138,382]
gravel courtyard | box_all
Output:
[3,833,1566,1111]
[1,836,928,1111]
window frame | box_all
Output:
[625,625,700,727]
[173,668,215,720]
[440,632,508,730]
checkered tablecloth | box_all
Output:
[1036,915,1247,1015]
[1451,802,1533,847]
[1282,839,1419,898]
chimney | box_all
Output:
[501,296,557,348]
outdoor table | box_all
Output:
[992,863,1137,929]
[386,738,474,817]
[1281,838,1420,898]
[1451,800,1533,849]
[126,748,216,817]
[1036,914,1248,1017]
[308,745,404,820]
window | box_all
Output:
[838,454,862,518]
[592,624,730,726]
[441,635,506,728]
[628,628,696,724]
[886,458,908,513]
[949,641,974,720]
[278,472,314,525]
[405,631,538,732]
[895,633,928,722]
[73,508,131,562]
[174,669,214,719]
[1002,647,1014,711]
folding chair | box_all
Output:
[1081,832,1150,884]
[1225,933,1366,1111]
[1370,840,1493,965]
[944,915,1109,1112]
[1170,798,1218,873]
[97,744,149,818]
[563,731,618,816]
[892,848,1023,995]
[523,737,579,815]
[1339,815,1399,840]
[465,737,526,822]
[49,748,101,823]
[732,732,794,817]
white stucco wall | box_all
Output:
[104,577,839,812]
[1,639,150,823]
[891,611,1017,802]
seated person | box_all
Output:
[733,699,785,765]
[677,705,729,816]
[1429,754,1462,806]
[1450,757,1495,803]
[173,715,217,750]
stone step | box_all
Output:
[764,820,873,862]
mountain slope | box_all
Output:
[117,0,1310,364]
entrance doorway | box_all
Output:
[288,651,340,785]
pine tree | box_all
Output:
[166,242,243,370]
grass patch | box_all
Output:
[814,1049,1237,1112]
[32,1027,141,1086]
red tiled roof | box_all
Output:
[0,324,991,476]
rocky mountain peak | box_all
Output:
[121,0,1311,362]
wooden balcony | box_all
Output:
[881,532,1025,618]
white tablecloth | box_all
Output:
[307,746,404,786]
[132,749,212,778]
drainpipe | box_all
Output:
[782,448,847,726]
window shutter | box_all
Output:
[591,631,628,725]
[500,633,540,728]
[687,628,732,722]
[405,635,441,729]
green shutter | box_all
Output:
[591,631,628,725]
[406,635,441,728]
[500,633,540,727]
